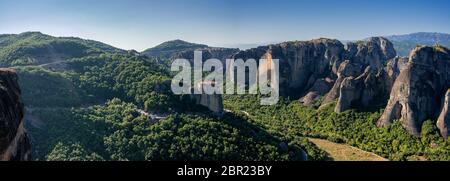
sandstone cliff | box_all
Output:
[231,37,396,112]
[377,45,450,136]
[437,89,450,138]
[0,68,31,160]
[321,37,397,110]
[190,81,224,114]
[233,38,345,96]
[173,48,237,114]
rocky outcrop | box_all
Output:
[321,60,366,106]
[0,68,31,161]
[377,46,450,136]
[190,81,224,114]
[172,47,237,115]
[233,38,345,96]
[384,57,409,91]
[230,37,396,111]
[321,37,397,109]
[345,37,396,71]
[192,93,223,114]
[437,89,450,138]
[334,66,391,113]
[299,78,334,106]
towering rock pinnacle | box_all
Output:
[321,37,397,110]
[0,68,31,161]
[437,89,450,138]
[191,81,224,115]
[377,45,450,136]
[345,37,396,71]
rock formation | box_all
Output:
[192,93,223,115]
[377,45,450,136]
[299,77,334,106]
[190,81,224,114]
[233,38,345,96]
[437,89,450,138]
[321,37,397,109]
[231,37,396,111]
[345,37,396,71]
[173,47,239,115]
[384,57,409,91]
[0,68,31,161]
[321,60,366,106]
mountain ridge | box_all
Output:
[0,32,125,67]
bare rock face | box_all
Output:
[321,60,366,106]
[345,37,396,71]
[231,37,396,110]
[377,46,450,136]
[335,67,373,113]
[190,81,224,114]
[233,38,345,96]
[384,57,409,91]
[321,37,397,110]
[437,90,450,138]
[0,68,31,161]
[300,77,334,106]
[334,66,389,113]
[192,93,223,114]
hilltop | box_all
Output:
[0,32,124,67]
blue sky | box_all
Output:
[0,0,449,51]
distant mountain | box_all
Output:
[384,32,450,56]
[0,32,125,67]
[141,39,208,58]
[215,42,278,50]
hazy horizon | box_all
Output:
[1,0,449,51]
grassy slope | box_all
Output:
[307,138,388,161]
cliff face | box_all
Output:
[173,38,396,113]
[232,37,396,111]
[437,89,450,138]
[377,46,450,136]
[0,68,31,161]
[321,37,397,110]
[173,48,238,114]
[188,81,224,115]
[233,38,345,96]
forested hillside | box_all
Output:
[0,32,124,66]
